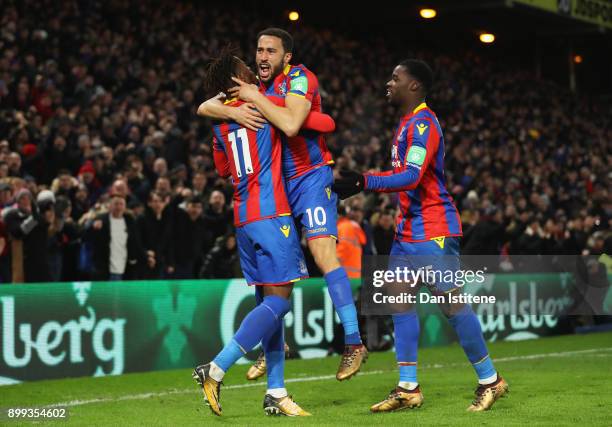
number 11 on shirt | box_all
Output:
[228,128,254,177]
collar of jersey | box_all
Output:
[402,102,427,120]
[223,97,239,105]
[413,102,427,114]
[283,64,292,75]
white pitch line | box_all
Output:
[44,347,612,409]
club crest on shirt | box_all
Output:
[277,81,287,96]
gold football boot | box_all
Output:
[263,394,312,416]
[370,386,424,412]
[336,344,368,381]
[246,352,267,380]
[467,376,509,412]
[246,343,291,381]
[192,363,223,416]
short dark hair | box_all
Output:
[203,45,241,96]
[185,195,203,206]
[398,59,433,95]
[257,27,293,53]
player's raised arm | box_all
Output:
[229,76,311,137]
[197,93,266,131]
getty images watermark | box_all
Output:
[360,255,611,316]
[371,265,494,305]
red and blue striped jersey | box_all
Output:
[365,103,462,242]
[211,100,290,226]
[260,64,334,180]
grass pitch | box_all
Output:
[2,332,611,426]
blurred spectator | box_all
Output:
[3,188,51,282]
[372,209,396,255]
[203,190,232,243]
[166,195,211,279]
[55,195,81,281]
[347,197,376,255]
[463,207,509,255]
[138,191,170,278]
[336,204,367,278]
[200,233,241,279]
[86,194,149,281]
[192,170,211,201]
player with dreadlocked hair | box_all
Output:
[203,46,250,97]
[192,47,335,418]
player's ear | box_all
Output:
[283,51,292,65]
[410,80,420,92]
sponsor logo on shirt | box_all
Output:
[291,76,308,93]
[431,236,445,249]
[406,146,426,167]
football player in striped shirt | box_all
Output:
[334,59,508,413]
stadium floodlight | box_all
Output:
[289,11,300,21]
[479,33,495,43]
[573,55,583,64]
[419,8,437,19]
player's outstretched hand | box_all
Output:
[333,169,365,200]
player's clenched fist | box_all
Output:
[332,169,365,200]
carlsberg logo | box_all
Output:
[1,290,126,376]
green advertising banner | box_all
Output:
[0,274,603,384]
[0,279,348,384]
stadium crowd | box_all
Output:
[0,1,610,283]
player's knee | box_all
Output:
[441,300,471,319]
[261,295,291,319]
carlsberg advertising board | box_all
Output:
[0,275,596,384]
